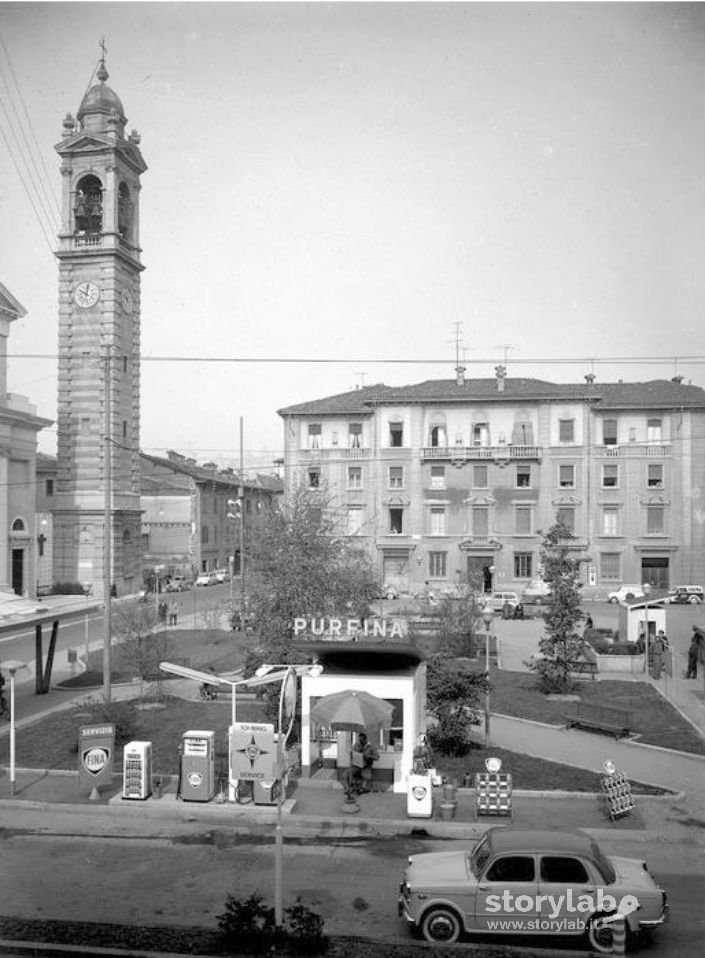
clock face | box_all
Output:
[74,281,100,308]
[121,289,134,314]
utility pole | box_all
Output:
[103,346,112,703]
[240,416,246,634]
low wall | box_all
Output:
[594,651,645,674]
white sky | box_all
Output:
[0,1,703,471]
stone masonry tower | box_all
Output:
[53,55,146,597]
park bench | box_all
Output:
[564,701,632,739]
[571,644,598,680]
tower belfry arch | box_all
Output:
[53,51,147,597]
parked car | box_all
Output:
[165,577,190,592]
[195,572,218,587]
[607,584,645,603]
[213,569,230,584]
[664,585,703,605]
[522,578,551,600]
[484,591,520,613]
[379,584,400,600]
[398,826,668,951]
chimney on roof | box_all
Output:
[671,374,684,384]
[456,364,466,386]
[495,364,506,393]
[585,373,596,384]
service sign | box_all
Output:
[78,724,115,790]
[229,722,275,781]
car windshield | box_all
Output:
[590,840,616,884]
[468,835,491,878]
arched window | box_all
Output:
[429,423,447,447]
[74,174,103,233]
[11,518,26,532]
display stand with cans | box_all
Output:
[601,760,635,821]
[123,741,153,800]
[475,756,513,818]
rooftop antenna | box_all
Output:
[494,343,513,370]
[450,323,466,385]
[355,372,366,390]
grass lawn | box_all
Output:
[490,667,705,755]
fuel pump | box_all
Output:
[180,730,215,802]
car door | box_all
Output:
[473,854,540,931]
[538,855,599,937]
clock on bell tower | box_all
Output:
[53,53,147,597]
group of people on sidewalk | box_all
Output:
[158,600,179,627]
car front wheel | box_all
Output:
[608,597,618,603]
[587,914,634,953]
[689,596,701,604]
[420,907,462,944]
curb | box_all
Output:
[0,940,199,958]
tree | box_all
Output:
[112,604,174,700]
[425,651,489,756]
[243,484,379,717]
[527,519,587,692]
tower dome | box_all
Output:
[77,60,126,134]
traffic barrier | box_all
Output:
[475,772,513,817]
[612,915,626,955]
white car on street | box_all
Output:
[607,585,645,603]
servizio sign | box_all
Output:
[78,724,115,792]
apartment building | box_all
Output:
[278,369,705,597]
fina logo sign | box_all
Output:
[82,746,110,776]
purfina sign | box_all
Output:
[293,617,405,640]
[78,724,115,791]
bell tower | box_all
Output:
[53,53,147,597]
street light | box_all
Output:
[481,608,494,747]
[248,661,324,928]
[0,659,27,796]
[642,583,652,675]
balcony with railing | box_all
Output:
[300,446,371,461]
[600,444,672,458]
[421,444,541,462]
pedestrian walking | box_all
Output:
[158,600,167,626]
[651,629,669,679]
[169,600,178,626]
[687,627,704,679]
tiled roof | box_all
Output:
[278,378,705,415]
[139,451,283,493]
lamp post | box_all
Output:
[249,662,324,929]
[481,608,494,747]
[642,583,652,675]
[1,659,27,796]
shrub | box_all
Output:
[69,700,138,752]
[51,581,86,595]
[216,892,327,955]
[588,639,639,656]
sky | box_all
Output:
[0,1,703,473]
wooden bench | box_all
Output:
[564,702,632,739]
[571,659,598,680]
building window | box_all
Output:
[388,466,404,489]
[558,419,574,442]
[45,479,54,496]
[308,468,320,489]
[347,466,362,490]
[472,422,490,446]
[430,465,445,489]
[389,422,403,447]
[603,419,618,446]
[516,464,531,488]
[559,464,575,488]
[647,505,664,535]
[602,464,618,488]
[473,464,488,488]
[389,507,403,534]
[602,507,619,536]
[556,506,575,533]
[647,464,663,488]
[347,506,364,535]
[600,552,621,581]
[201,525,209,544]
[429,424,447,447]
[515,506,532,535]
[472,506,489,536]
[428,551,447,578]
[80,417,91,434]
[308,423,321,449]
[647,418,662,442]
[349,423,362,448]
[122,420,128,439]
[514,552,533,578]
[429,506,446,535]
